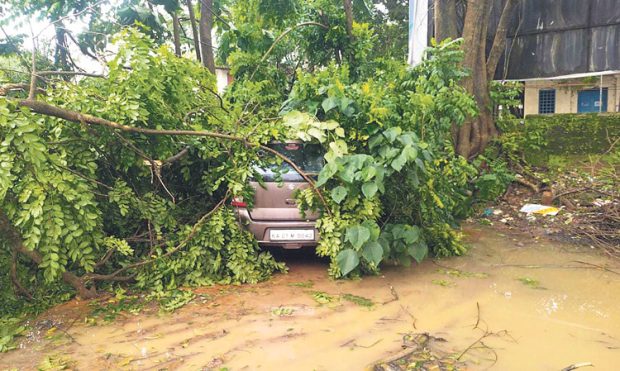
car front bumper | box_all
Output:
[233,208,319,249]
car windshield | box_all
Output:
[254,143,324,182]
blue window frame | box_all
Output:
[538,89,556,114]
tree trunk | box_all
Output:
[435,0,521,159]
[199,0,216,73]
[456,0,492,159]
[343,0,353,37]
[172,12,182,57]
[486,0,518,80]
[53,23,70,70]
[0,209,97,299]
[186,0,202,62]
[434,0,458,42]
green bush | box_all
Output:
[499,114,620,164]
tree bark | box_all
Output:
[0,209,97,299]
[456,0,492,159]
[186,0,202,62]
[172,12,182,57]
[435,0,521,159]
[53,23,70,70]
[486,0,518,80]
[199,0,216,73]
[434,0,459,42]
[343,0,353,37]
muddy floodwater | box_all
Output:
[2,225,620,370]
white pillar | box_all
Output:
[408,0,429,66]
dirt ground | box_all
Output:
[1,224,619,370]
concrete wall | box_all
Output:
[523,74,620,116]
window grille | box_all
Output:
[538,89,556,114]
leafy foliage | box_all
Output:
[0,30,286,321]
[289,41,479,276]
[0,0,507,325]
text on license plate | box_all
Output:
[269,229,314,241]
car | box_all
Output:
[232,141,323,249]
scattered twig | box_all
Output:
[473,301,481,330]
[571,260,620,276]
[400,305,417,329]
[561,362,594,371]
[382,284,399,304]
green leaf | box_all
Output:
[328,140,348,159]
[403,145,418,160]
[390,150,407,171]
[402,226,420,244]
[316,162,338,187]
[362,241,383,265]
[322,97,339,112]
[345,225,370,249]
[360,166,377,181]
[408,241,428,263]
[336,249,359,276]
[330,186,348,204]
[368,134,383,149]
[308,127,326,142]
[340,163,357,183]
[361,182,378,198]
[335,127,345,137]
[361,220,381,241]
[383,127,402,143]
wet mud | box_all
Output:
[1,225,619,370]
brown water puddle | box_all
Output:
[2,225,620,370]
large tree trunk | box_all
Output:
[172,12,182,57]
[456,0,494,159]
[434,0,520,159]
[434,0,458,42]
[199,0,216,73]
[186,0,202,63]
[0,209,97,299]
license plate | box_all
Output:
[269,229,314,241]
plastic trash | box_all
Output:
[519,204,560,216]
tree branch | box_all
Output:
[0,209,97,299]
[16,99,331,214]
[38,70,105,78]
[163,147,190,165]
[87,193,230,281]
[249,22,328,81]
[486,0,518,81]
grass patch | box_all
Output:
[437,269,489,279]
[431,279,455,287]
[310,291,337,305]
[288,280,314,288]
[517,277,546,290]
[341,293,374,307]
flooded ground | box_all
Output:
[1,224,619,370]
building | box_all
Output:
[523,72,620,115]
[500,0,620,116]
